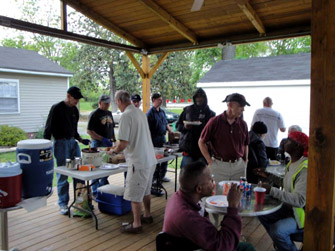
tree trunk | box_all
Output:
[109,57,117,112]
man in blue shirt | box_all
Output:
[147,93,173,195]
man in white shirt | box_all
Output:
[108,90,157,234]
[251,97,286,160]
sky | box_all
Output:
[0,0,74,40]
[0,0,20,39]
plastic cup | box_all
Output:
[218,181,239,195]
[254,187,266,204]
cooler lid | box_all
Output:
[98,184,125,196]
[17,139,52,149]
[0,162,22,177]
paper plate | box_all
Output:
[99,164,119,170]
[206,195,228,208]
[269,160,281,166]
[183,121,202,126]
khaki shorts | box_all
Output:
[124,164,155,203]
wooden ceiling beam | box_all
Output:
[126,52,146,79]
[0,15,142,53]
[236,0,266,35]
[147,24,310,54]
[63,0,146,48]
[149,52,169,79]
[138,0,198,44]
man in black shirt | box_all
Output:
[87,94,116,197]
[44,86,90,215]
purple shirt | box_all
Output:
[200,111,249,160]
[163,190,241,251]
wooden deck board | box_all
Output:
[6,169,276,250]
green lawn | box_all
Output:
[167,108,183,114]
[79,101,95,113]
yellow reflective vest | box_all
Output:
[285,159,308,229]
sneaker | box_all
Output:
[59,205,69,215]
[162,177,170,182]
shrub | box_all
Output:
[0,125,27,146]
[91,102,98,109]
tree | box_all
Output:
[267,37,311,56]
[151,51,194,106]
[71,16,140,111]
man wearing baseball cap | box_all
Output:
[199,93,250,194]
[87,94,116,197]
[44,86,90,215]
[131,94,142,108]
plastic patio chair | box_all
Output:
[156,232,200,251]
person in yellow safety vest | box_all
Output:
[257,131,308,251]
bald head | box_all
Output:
[263,97,273,108]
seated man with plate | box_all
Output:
[257,131,308,250]
[163,161,255,251]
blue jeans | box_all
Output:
[152,135,168,179]
[258,205,304,251]
[180,155,206,169]
[90,140,110,196]
[54,139,81,207]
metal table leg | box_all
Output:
[0,211,8,251]
[68,180,99,230]
[174,156,178,192]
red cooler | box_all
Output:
[0,162,22,208]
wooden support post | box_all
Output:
[60,0,67,31]
[304,0,335,250]
[142,55,151,113]
[126,52,169,113]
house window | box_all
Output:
[0,79,20,114]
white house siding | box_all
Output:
[198,79,310,142]
[0,72,68,133]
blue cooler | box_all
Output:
[16,139,53,198]
[96,184,131,215]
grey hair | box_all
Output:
[115,90,131,103]
[288,125,302,133]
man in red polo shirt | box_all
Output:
[199,93,250,193]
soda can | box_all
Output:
[245,183,252,197]
[240,181,245,191]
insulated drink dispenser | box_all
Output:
[0,162,22,208]
[16,139,53,198]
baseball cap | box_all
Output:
[67,86,84,99]
[222,93,250,106]
[99,94,111,103]
[131,94,141,102]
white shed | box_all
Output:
[0,46,73,134]
[197,53,311,140]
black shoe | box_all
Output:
[151,189,164,197]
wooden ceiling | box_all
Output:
[63,0,312,54]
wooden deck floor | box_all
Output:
[7,170,276,251]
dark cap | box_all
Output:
[222,93,250,106]
[67,86,84,99]
[131,94,141,102]
[99,94,111,103]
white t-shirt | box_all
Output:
[118,104,157,169]
[251,107,285,148]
